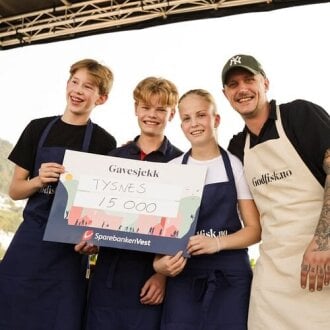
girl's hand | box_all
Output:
[187,235,221,255]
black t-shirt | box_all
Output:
[8,116,117,173]
[228,99,330,186]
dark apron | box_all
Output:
[0,117,93,330]
[86,247,161,329]
[161,147,252,330]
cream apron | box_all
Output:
[244,106,329,330]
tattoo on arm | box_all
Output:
[314,149,330,251]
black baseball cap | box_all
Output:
[222,54,266,86]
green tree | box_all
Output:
[0,138,14,195]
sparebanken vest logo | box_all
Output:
[252,169,293,187]
[82,230,94,241]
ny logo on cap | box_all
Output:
[229,55,242,67]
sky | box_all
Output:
[0,2,329,152]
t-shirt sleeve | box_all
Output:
[227,131,246,163]
[88,124,117,155]
[8,119,46,172]
[228,152,253,200]
[282,99,330,185]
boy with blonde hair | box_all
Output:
[0,58,116,330]
[86,76,182,330]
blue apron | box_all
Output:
[0,117,93,330]
[86,247,161,329]
[161,147,252,330]
[86,143,181,330]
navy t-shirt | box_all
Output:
[109,135,182,162]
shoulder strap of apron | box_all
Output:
[81,119,93,152]
[37,116,60,150]
[181,146,236,191]
[181,149,192,164]
[36,117,94,152]
[34,117,93,172]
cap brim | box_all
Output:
[222,65,259,85]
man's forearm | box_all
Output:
[314,148,330,251]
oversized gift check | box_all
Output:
[43,150,207,256]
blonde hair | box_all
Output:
[178,89,218,115]
[69,59,114,96]
[133,77,178,110]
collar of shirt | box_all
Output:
[244,100,279,147]
[128,135,168,157]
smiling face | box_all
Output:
[179,92,220,147]
[134,94,175,138]
[65,68,107,122]
[222,68,269,120]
